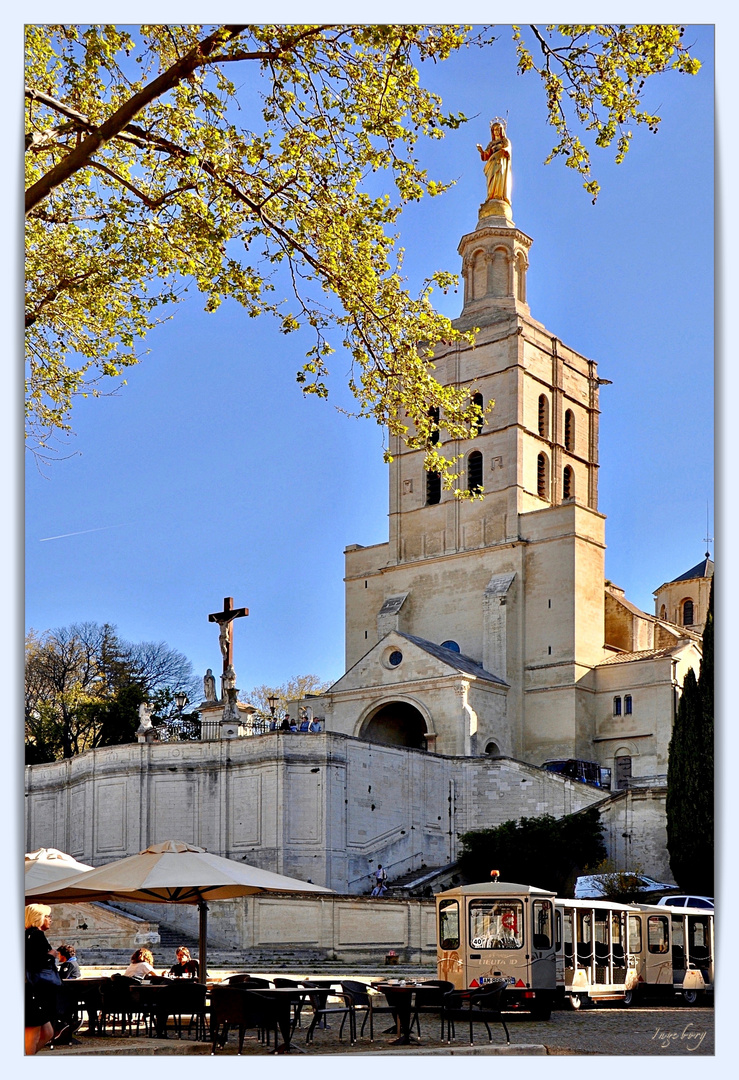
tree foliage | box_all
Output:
[25,621,199,762]
[458,807,606,897]
[245,673,332,717]
[666,578,714,893]
[25,23,700,474]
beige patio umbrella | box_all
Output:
[24,840,332,981]
[25,847,95,890]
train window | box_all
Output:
[563,912,574,969]
[555,910,562,952]
[688,916,711,966]
[532,899,553,949]
[469,899,524,950]
[628,914,642,953]
[438,899,460,951]
[648,916,670,954]
[611,913,622,946]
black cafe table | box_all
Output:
[373,981,424,1046]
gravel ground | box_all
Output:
[45,1001,714,1057]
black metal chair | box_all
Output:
[225,974,272,989]
[441,981,510,1046]
[339,980,400,1042]
[99,975,141,1035]
[303,983,355,1046]
[209,986,281,1054]
[410,979,454,1038]
[166,980,209,1040]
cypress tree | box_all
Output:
[666,578,714,893]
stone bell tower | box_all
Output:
[342,120,608,765]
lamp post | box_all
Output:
[175,691,188,716]
[267,694,278,718]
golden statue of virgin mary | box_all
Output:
[476,119,512,204]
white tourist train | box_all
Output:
[435,880,714,1015]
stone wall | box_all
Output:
[596,784,673,883]
[25,732,605,894]
[119,894,438,966]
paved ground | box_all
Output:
[46,1000,714,1057]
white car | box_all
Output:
[574,874,679,899]
[657,894,714,909]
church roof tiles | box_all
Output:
[597,646,685,666]
[395,632,509,686]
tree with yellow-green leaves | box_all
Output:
[25,24,700,478]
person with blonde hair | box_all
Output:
[25,904,64,1054]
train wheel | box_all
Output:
[531,1003,552,1021]
[568,994,583,1011]
[682,989,699,1006]
[622,989,634,1007]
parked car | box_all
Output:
[657,895,714,909]
[574,874,679,899]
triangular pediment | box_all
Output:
[329,631,508,695]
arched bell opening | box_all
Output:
[359,701,429,750]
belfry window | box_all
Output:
[426,471,441,505]
[537,453,549,499]
[564,409,575,452]
[613,696,622,716]
[683,599,694,626]
[625,695,633,715]
[428,406,440,446]
[538,395,549,438]
[468,451,483,493]
[563,465,574,500]
[471,392,484,436]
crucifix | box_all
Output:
[208,596,249,677]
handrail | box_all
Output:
[348,851,424,889]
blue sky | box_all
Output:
[24,23,715,701]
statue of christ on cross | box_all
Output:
[208,596,249,678]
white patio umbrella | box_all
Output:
[24,840,332,981]
[24,847,95,890]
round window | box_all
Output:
[441,640,460,653]
[388,650,403,667]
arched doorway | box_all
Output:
[360,701,428,750]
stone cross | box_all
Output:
[208,596,249,676]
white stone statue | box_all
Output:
[137,702,153,730]
[203,668,217,702]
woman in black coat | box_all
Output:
[25,905,63,1054]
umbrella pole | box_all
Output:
[198,900,208,984]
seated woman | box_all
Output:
[166,947,199,979]
[124,947,157,981]
[58,944,81,980]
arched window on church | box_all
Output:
[564,409,575,452]
[613,696,622,716]
[683,599,694,626]
[563,465,574,500]
[538,394,549,438]
[426,471,441,505]
[625,695,633,716]
[537,453,549,499]
[660,605,667,620]
[471,392,484,436]
[428,406,440,446]
[468,451,483,493]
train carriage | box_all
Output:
[435,881,557,1019]
[554,899,638,1008]
[628,903,714,1005]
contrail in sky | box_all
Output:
[39,524,126,542]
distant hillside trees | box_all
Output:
[666,578,714,893]
[25,621,199,763]
[458,807,606,896]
